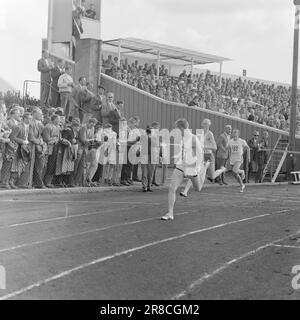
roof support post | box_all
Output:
[157,51,161,79]
[117,39,122,67]
[191,58,194,77]
[219,61,223,88]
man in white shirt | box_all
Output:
[58,67,74,122]
[228,129,250,193]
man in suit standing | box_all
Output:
[51,59,65,108]
[38,50,54,107]
[247,131,260,182]
[101,92,116,125]
[216,125,232,185]
[8,112,32,188]
[71,76,87,122]
[0,107,22,189]
[29,108,47,189]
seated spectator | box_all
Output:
[85,3,96,19]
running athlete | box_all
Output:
[228,129,250,193]
[161,119,211,221]
[179,118,226,198]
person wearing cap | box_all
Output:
[216,125,232,185]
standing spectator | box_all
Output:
[0,127,10,180]
[0,107,21,189]
[151,121,166,187]
[71,76,87,122]
[38,50,53,107]
[101,92,116,125]
[55,118,80,188]
[51,59,65,108]
[120,118,140,186]
[29,108,47,189]
[58,67,74,121]
[98,86,106,105]
[216,125,232,185]
[85,3,97,19]
[256,131,269,183]
[74,118,97,186]
[9,112,32,189]
[247,131,260,182]
[132,116,141,182]
[81,82,101,124]
[141,125,156,192]
[101,123,117,186]
[43,114,61,188]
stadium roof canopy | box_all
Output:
[102,38,231,66]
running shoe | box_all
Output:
[240,184,245,193]
[161,214,174,221]
[180,192,187,198]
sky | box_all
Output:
[0,0,297,97]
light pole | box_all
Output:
[288,0,300,177]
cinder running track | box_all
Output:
[0,184,299,300]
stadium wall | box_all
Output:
[100,73,300,172]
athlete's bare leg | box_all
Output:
[161,169,185,221]
[181,162,226,197]
[232,162,245,192]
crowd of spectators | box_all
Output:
[0,90,39,109]
[0,51,167,191]
[102,55,300,135]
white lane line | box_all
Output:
[0,212,190,254]
[172,230,300,300]
[0,209,294,300]
[272,244,300,250]
[0,207,136,229]
[200,192,276,202]
[0,199,161,205]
